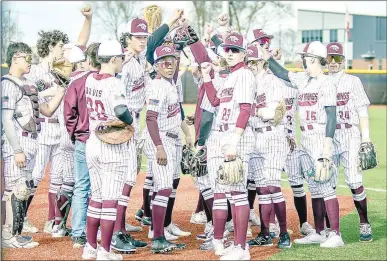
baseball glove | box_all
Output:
[272,100,286,126]
[217,157,244,185]
[95,120,134,145]
[144,4,162,33]
[181,145,195,174]
[358,142,378,171]
[313,158,334,183]
[190,147,208,180]
[52,58,72,87]
[173,24,199,51]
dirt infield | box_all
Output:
[3,172,355,260]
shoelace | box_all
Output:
[119,233,131,243]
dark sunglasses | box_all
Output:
[15,54,32,64]
[224,47,241,53]
[258,38,271,46]
[328,55,344,63]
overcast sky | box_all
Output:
[2,1,386,46]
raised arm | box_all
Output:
[76,4,93,46]
[201,62,220,107]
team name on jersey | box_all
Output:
[220,88,234,103]
[298,93,318,106]
[284,97,294,111]
[167,102,180,118]
[86,87,102,98]
[337,92,350,106]
[254,93,266,109]
[132,77,145,92]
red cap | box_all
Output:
[252,29,274,42]
[246,46,263,60]
[153,46,178,62]
[128,18,150,36]
[221,32,247,50]
[326,42,344,56]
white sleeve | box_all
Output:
[352,77,370,109]
[288,71,309,89]
[146,81,165,113]
[234,70,255,104]
[320,78,337,107]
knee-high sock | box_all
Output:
[86,199,102,249]
[269,202,276,224]
[351,186,369,224]
[164,179,180,227]
[153,189,172,238]
[213,193,228,239]
[100,200,117,251]
[291,185,307,226]
[231,192,249,249]
[226,193,237,240]
[195,192,204,213]
[150,192,157,231]
[143,176,153,217]
[114,183,132,233]
[311,197,326,233]
[324,196,340,233]
[48,183,61,221]
[268,186,287,234]
[257,187,271,236]
[247,180,256,210]
[55,182,74,226]
[202,188,214,222]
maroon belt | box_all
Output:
[336,123,352,129]
[22,131,38,139]
[300,124,314,131]
[39,118,59,123]
[254,126,273,133]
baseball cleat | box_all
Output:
[2,234,38,249]
[174,242,186,250]
[125,223,142,232]
[269,223,280,238]
[212,238,226,256]
[166,223,191,237]
[82,243,98,260]
[151,236,176,254]
[299,222,315,236]
[110,231,137,253]
[190,211,207,224]
[51,225,67,238]
[43,219,55,234]
[200,238,215,251]
[247,232,273,247]
[96,246,123,260]
[220,244,250,260]
[249,209,261,227]
[135,209,144,222]
[294,231,324,244]
[360,223,373,242]
[277,232,292,249]
[320,231,344,248]
[73,236,87,248]
[141,217,152,226]
[122,232,148,248]
[216,242,236,257]
[148,228,179,241]
[22,218,39,233]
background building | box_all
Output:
[296,9,386,69]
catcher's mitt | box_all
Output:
[217,157,244,185]
[272,100,286,126]
[358,142,378,171]
[181,145,195,174]
[95,120,134,145]
[144,5,162,33]
[173,24,199,51]
[190,147,208,180]
[312,158,335,183]
[52,58,72,87]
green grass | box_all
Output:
[139,105,386,260]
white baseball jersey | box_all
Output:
[145,77,181,134]
[214,67,255,132]
[119,54,149,113]
[24,63,61,145]
[283,83,299,135]
[329,71,370,125]
[249,70,284,128]
[289,72,336,126]
[85,73,128,135]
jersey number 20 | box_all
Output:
[87,98,107,121]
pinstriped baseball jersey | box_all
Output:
[249,70,284,128]
[289,72,336,126]
[215,67,255,131]
[24,63,61,145]
[119,54,149,113]
[283,84,299,135]
[329,71,370,125]
[145,78,181,133]
[85,74,128,136]
[176,77,184,103]
[200,73,226,114]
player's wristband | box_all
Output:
[322,137,333,158]
[14,148,23,154]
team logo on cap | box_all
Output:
[137,23,147,30]
[161,47,172,53]
[246,49,254,55]
[228,35,239,43]
[330,45,340,51]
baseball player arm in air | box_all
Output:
[76,4,93,46]
[201,63,220,107]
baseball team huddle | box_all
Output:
[1,4,378,261]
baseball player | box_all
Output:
[23,30,69,234]
[200,32,255,260]
[2,42,65,248]
[326,42,372,242]
[244,46,291,249]
[81,39,137,260]
[263,41,344,248]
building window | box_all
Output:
[376,16,387,41]
[302,30,323,43]
[330,29,338,42]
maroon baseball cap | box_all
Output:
[127,18,150,36]
[246,46,263,61]
[153,45,178,62]
[221,32,247,50]
[326,42,344,56]
[252,29,274,42]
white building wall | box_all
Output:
[323,30,330,42]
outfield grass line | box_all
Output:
[280,178,387,192]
